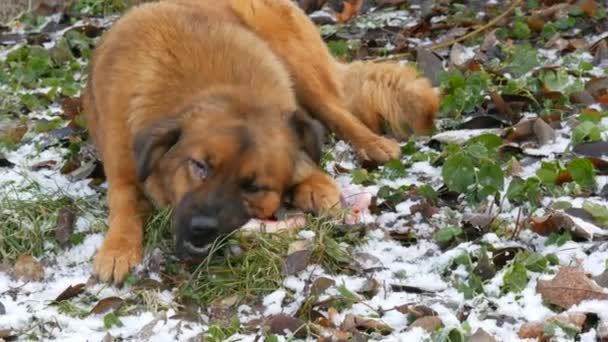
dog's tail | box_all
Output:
[337,61,439,140]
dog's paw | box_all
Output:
[93,234,142,284]
[293,173,341,214]
[355,135,401,163]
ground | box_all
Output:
[1,0,608,341]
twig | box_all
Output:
[430,0,524,51]
[372,0,524,62]
[510,207,523,240]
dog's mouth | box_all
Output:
[183,240,213,256]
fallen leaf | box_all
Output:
[89,297,124,315]
[341,314,392,335]
[410,200,439,220]
[13,255,45,282]
[489,91,517,124]
[395,304,437,319]
[265,314,307,337]
[408,316,443,332]
[570,90,596,105]
[54,283,86,302]
[492,247,526,268]
[579,0,598,17]
[470,328,496,342]
[351,253,383,272]
[586,77,608,100]
[536,266,608,309]
[34,0,71,15]
[519,312,587,339]
[101,332,113,342]
[0,154,14,168]
[136,311,167,341]
[30,160,57,171]
[573,141,608,158]
[357,278,379,298]
[533,118,556,146]
[458,115,511,130]
[593,270,608,288]
[416,47,444,86]
[0,329,17,341]
[449,43,470,68]
[335,0,363,23]
[55,207,76,249]
[283,239,313,276]
[0,302,5,315]
[0,122,28,145]
[311,277,336,296]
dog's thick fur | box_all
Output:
[84,0,439,283]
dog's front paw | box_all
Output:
[94,234,143,284]
[293,172,341,214]
[355,134,401,163]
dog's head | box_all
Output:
[133,99,324,259]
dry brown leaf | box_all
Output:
[410,200,439,220]
[54,283,85,302]
[533,118,556,146]
[283,239,313,276]
[341,314,392,335]
[311,277,336,296]
[537,266,608,309]
[13,255,44,281]
[89,297,124,315]
[408,316,443,332]
[266,314,307,337]
[470,328,496,342]
[593,270,608,288]
[519,312,587,339]
[416,47,444,87]
[335,0,364,23]
[55,207,75,249]
[0,122,28,145]
[579,0,598,16]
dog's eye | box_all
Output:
[241,179,267,193]
[189,159,210,180]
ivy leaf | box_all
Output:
[381,160,407,180]
[536,161,560,186]
[572,121,602,145]
[508,44,540,78]
[434,226,463,244]
[103,313,123,329]
[478,161,504,191]
[523,253,549,273]
[545,231,572,247]
[582,201,608,225]
[442,152,475,193]
[502,262,529,293]
[566,158,596,190]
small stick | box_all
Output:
[372,0,524,62]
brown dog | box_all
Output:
[83,0,439,283]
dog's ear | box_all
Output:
[289,109,326,164]
[133,119,182,182]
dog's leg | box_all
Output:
[291,153,341,212]
[230,0,400,163]
[93,139,146,283]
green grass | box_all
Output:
[0,189,104,261]
[177,213,365,306]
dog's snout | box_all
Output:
[190,215,219,232]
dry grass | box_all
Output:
[0,0,31,23]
